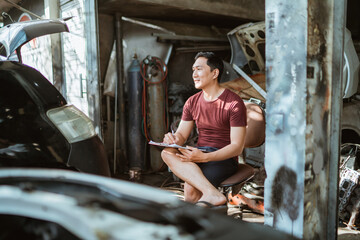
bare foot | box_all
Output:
[198,190,227,206]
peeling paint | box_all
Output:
[265,0,344,239]
[265,0,307,238]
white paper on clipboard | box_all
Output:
[148,140,208,152]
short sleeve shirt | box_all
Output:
[182,88,247,149]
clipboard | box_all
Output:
[148,140,208,152]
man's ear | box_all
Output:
[213,69,219,79]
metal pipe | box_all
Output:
[121,16,174,34]
[152,33,228,43]
[164,45,173,66]
[175,46,230,53]
[106,96,111,121]
[113,62,118,174]
[115,13,127,173]
[232,64,267,99]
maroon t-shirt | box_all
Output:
[182,88,247,149]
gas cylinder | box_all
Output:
[127,54,145,171]
[146,58,166,171]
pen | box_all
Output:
[171,130,176,144]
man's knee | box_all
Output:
[161,148,177,163]
[160,148,170,162]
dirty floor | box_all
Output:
[114,171,360,240]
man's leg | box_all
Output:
[184,182,202,203]
[161,148,226,206]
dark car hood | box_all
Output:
[0,19,69,59]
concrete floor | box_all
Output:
[241,211,360,240]
[115,171,360,239]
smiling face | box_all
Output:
[192,57,219,90]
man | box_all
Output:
[161,52,247,207]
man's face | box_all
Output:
[192,57,218,89]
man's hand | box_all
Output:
[176,146,208,163]
[162,131,178,145]
[162,120,193,146]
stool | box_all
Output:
[218,163,256,218]
[220,164,255,189]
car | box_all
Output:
[0,168,296,240]
[0,19,110,176]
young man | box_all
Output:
[161,52,247,207]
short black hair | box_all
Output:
[194,52,224,82]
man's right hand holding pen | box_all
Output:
[163,129,178,145]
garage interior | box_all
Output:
[1,0,360,239]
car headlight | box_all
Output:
[46,105,96,143]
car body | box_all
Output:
[0,19,110,176]
[0,168,296,240]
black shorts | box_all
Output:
[196,146,238,188]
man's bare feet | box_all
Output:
[198,190,227,206]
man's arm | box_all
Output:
[177,126,246,163]
[163,120,194,146]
